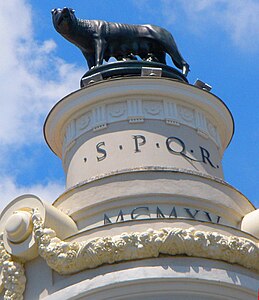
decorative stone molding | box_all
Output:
[0,235,26,300]
[62,166,233,193]
[0,195,77,299]
[0,195,77,262]
[62,98,221,154]
[1,208,258,299]
[32,209,259,276]
[45,79,234,159]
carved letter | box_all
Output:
[104,214,112,224]
[169,207,177,218]
[156,206,165,218]
[133,135,146,152]
[185,208,199,219]
[104,210,124,224]
[166,136,185,155]
[115,210,124,222]
[96,141,107,161]
[200,146,216,168]
[131,206,150,220]
[203,211,212,222]
[216,216,221,224]
[166,137,199,161]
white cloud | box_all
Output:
[175,0,259,49]
[133,0,259,50]
[0,0,84,211]
[0,177,64,212]
[0,0,83,146]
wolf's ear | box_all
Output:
[51,9,55,15]
[70,9,75,14]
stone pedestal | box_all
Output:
[45,77,249,232]
[0,68,258,300]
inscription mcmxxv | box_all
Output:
[104,205,222,225]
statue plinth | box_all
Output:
[80,61,188,88]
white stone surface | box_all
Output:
[65,121,223,187]
[5,211,32,243]
[37,257,259,300]
[1,76,257,300]
[44,78,234,188]
[54,171,254,231]
[241,209,259,239]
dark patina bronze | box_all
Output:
[79,61,188,88]
[52,8,189,76]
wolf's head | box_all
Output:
[52,8,76,34]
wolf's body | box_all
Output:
[52,8,189,75]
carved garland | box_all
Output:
[1,208,259,299]
[0,235,26,300]
[32,209,259,275]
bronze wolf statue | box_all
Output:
[52,8,189,76]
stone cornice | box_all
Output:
[54,166,255,211]
[62,165,238,192]
[61,97,222,157]
[44,78,234,158]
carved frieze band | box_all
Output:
[32,209,259,275]
[63,98,221,153]
[0,235,26,300]
[1,209,258,299]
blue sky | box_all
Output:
[0,0,258,211]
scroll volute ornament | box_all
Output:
[0,194,77,261]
